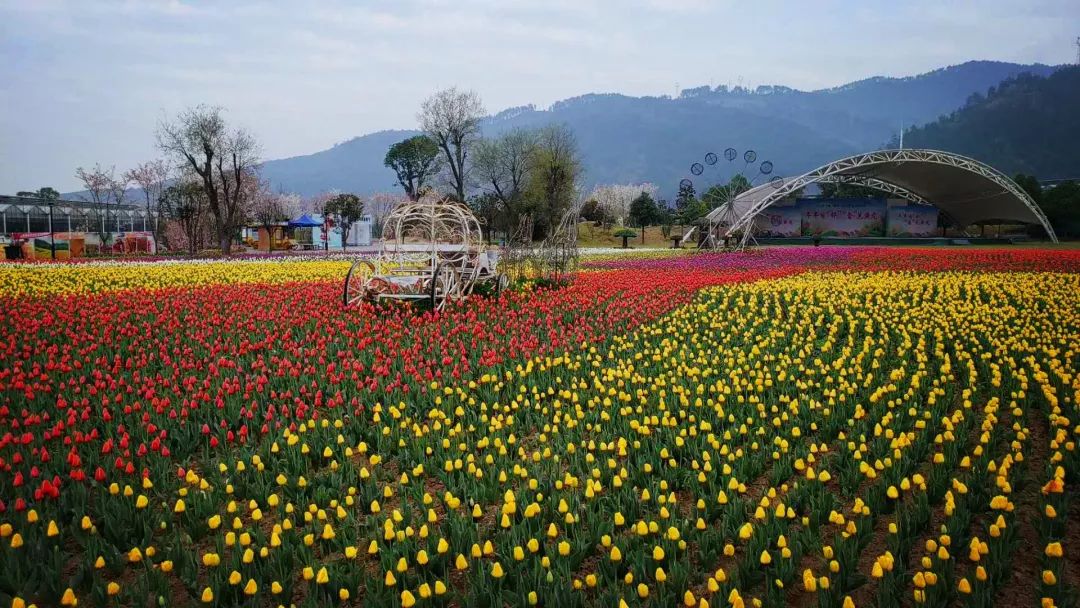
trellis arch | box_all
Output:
[725,149,1058,248]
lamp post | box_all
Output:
[48,199,56,260]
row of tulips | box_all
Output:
[1,251,1078,607]
[8,245,1079,298]
[0,258,805,607]
[0,248,690,297]
[584,245,1080,274]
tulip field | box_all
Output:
[1,247,1079,608]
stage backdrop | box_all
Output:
[799,198,886,237]
[758,205,802,237]
[886,205,939,237]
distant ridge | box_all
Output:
[64,61,1063,200]
[903,66,1080,178]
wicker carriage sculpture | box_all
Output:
[343,197,507,311]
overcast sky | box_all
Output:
[1,0,1076,193]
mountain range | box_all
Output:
[57,60,1065,202]
[259,60,1062,199]
[904,66,1080,179]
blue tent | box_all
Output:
[289,213,322,228]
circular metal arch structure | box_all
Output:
[725,149,1058,247]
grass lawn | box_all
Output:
[576,222,691,249]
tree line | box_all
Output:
[386,88,773,244]
[20,85,768,253]
[17,106,403,255]
[383,87,583,242]
[22,86,588,254]
[1013,175,1080,239]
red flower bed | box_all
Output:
[0,265,797,510]
[0,247,1074,605]
[2,246,1075,509]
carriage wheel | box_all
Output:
[459,266,481,298]
[493,273,510,296]
[429,264,459,311]
[343,260,375,306]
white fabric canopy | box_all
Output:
[712,149,1056,242]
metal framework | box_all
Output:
[536,196,584,282]
[498,196,585,284]
[0,195,157,237]
[680,148,779,250]
[816,176,935,207]
[343,196,505,310]
[725,149,1059,249]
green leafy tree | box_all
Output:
[702,174,753,208]
[580,199,607,224]
[628,192,660,243]
[323,193,365,251]
[678,198,711,225]
[613,227,637,248]
[159,177,207,255]
[384,136,441,200]
[1013,173,1043,203]
[904,69,1080,177]
[1041,180,1080,238]
[675,181,696,212]
[472,128,538,228]
[467,192,502,243]
[523,125,580,240]
[16,187,60,201]
[818,181,880,199]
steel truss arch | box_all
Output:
[815,175,935,207]
[726,149,1058,248]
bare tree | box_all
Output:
[366,192,403,238]
[249,179,287,252]
[157,105,261,254]
[108,173,130,234]
[473,128,538,220]
[589,183,657,226]
[76,164,117,244]
[418,87,485,202]
[125,160,169,242]
[304,191,337,214]
[278,193,302,219]
[75,164,114,206]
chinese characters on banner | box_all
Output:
[759,206,803,237]
[800,198,886,237]
[745,199,941,238]
[886,205,940,237]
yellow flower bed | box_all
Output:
[0,259,353,297]
[3,270,1078,607]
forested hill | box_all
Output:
[903,67,1080,178]
[259,61,1061,197]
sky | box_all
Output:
[1,0,1077,194]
